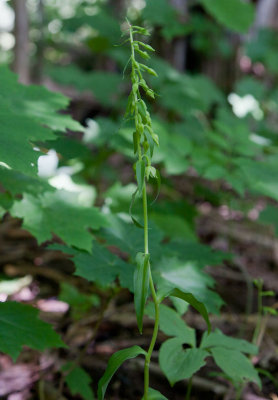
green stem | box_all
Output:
[144,274,159,399]
[252,282,263,345]
[185,377,193,400]
[235,385,243,400]
[142,184,148,253]
[142,182,160,400]
[128,23,160,399]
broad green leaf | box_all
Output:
[236,158,278,201]
[199,0,255,33]
[165,240,231,267]
[150,213,195,240]
[0,301,65,361]
[154,257,223,314]
[159,338,208,385]
[104,183,137,214]
[48,66,123,106]
[0,206,6,218]
[64,8,121,42]
[150,119,191,175]
[158,75,222,117]
[245,29,278,73]
[98,346,146,400]
[168,289,211,332]
[0,66,83,175]
[142,0,176,27]
[170,297,189,315]
[0,167,53,196]
[100,214,164,260]
[0,66,83,132]
[146,303,195,346]
[45,136,91,160]
[201,329,258,355]
[59,283,99,309]
[52,243,133,290]
[134,252,150,333]
[141,388,168,400]
[136,160,146,195]
[11,191,107,252]
[64,364,95,400]
[211,347,261,387]
[0,103,54,175]
[142,0,188,40]
[0,192,13,211]
[84,117,120,146]
[59,283,99,319]
[259,205,278,235]
[235,77,267,100]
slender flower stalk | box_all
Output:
[125,22,160,399]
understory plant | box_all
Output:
[96,23,261,400]
[0,7,273,399]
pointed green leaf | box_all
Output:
[136,160,146,195]
[0,167,53,196]
[98,345,146,400]
[259,205,278,235]
[0,301,65,361]
[64,364,95,400]
[141,388,168,400]
[145,303,195,346]
[201,329,258,355]
[11,191,107,252]
[131,216,144,229]
[100,214,164,259]
[200,0,255,33]
[159,338,208,385]
[162,288,211,332]
[51,243,133,290]
[0,66,83,175]
[134,252,150,333]
[49,66,123,107]
[155,257,223,314]
[211,347,261,388]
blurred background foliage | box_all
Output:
[0,0,278,399]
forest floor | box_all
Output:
[0,201,277,400]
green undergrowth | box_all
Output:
[0,1,278,398]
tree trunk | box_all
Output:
[12,0,29,84]
[170,0,188,71]
[33,0,45,83]
[255,0,278,29]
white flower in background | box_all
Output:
[38,150,96,207]
[228,93,263,120]
[38,149,59,178]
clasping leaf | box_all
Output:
[134,252,150,333]
[97,345,146,400]
[158,288,211,333]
